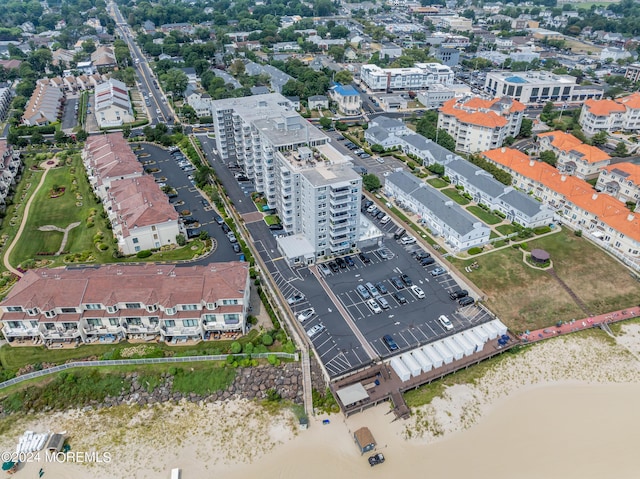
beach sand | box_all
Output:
[4,325,640,479]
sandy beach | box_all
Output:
[4,324,640,479]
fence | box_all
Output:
[0,352,298,391]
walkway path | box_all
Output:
[38,222,81,255]
[3,166,52,278]
[520,305,640,344]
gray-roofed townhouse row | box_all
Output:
[243,60,293,94]
[385,170,490,252]
[445,158,554,228]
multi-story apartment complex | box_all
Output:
[0,140,22,211]
[360,63,454,92]
[484,71,603,105]
[0,263,250,347]
[437,96,525,153]
[95,78,134,128]
[82,133,182,254]
[537,131,610,180]
[484,148,640,268]
[624,63,640,83]
[596,162,640,209]
[0,87,13,122]
[578,93,640,134]
[211,94,362,262]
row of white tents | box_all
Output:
[389,319,508,382]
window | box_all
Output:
[183,319,198,327]
[165,307,176,315]
[165,320,175,327]
[62,322,76,331]
[7,321,21,328]
[60,307,77,314]
[45,323,55,331]
[132,238,139,244]
[135,246,141,252]
[222,299,239,305]
[127,317,142,326]
[27,308,39,316]
[223,314,240,324]
[125,303,141,309]
[109,318,119,326]
[6,306,23,312]
[84,304,102,310]
[107,305,118,313]
[149,317,159,326]
[44,310,56,318]
[30,321,37,328]
[206,303,215,310]
[87,318,101,326]
[147,304,158,312]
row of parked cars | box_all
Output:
[170,148,196,172]
[363,200,392,226]
[355,276,426,314]
[338,137,371,159]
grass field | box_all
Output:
[427,178,448,188]
[440,188,470,205]
[496,224,520,236]
[467,206,503,225]
[451,229,640,332]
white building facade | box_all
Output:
[360,63,454,92]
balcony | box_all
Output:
[85,325,122,334]
[162,326,201,336]
[42,329,81,339]
[125,325,160,334]
[3,327,39,337]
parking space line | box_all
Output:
[318,340,336,355]
[396,331,413,348]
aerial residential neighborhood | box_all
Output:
[0,0,640,477]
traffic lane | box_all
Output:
[136,143,239,262]
[61,97,78,130]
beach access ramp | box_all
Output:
[171,468,181,479]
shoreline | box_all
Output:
[2,324,640,478]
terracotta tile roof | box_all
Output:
[583,98,626,116]
[537,131,610,164]
[0,263,249,318]
[617,92,640,110]
[85,133,142,179]
[440,96,524,129]
[603,162,640,185]
[483,147,640,242]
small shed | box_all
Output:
[443,338,464,361]
[411,349,432,373]
[462,330,485,352]
[390,356,411,382]
[354,427,376,455]
[453,334,474,357]
[433,341,454,364]
[481,322,499,340]
[400,353,422,378]
[423,345,443,368]
[336,383,369,407]
[46,434,65,453]
[493,320,509,336]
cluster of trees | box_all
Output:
[414,110,456,153]
[564,0,640,37]
[272,59,331,100]
[468,154,513,186]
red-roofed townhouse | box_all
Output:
[537,131,610,180]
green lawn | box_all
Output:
[427,178,448,188]
[264,215,280,226]
[467,206,503,225]
[440,188,470,205]
[496,224,520,236]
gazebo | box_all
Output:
[531,249,550,264]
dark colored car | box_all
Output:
[182,216,198,225]
[415,251,431,260]
[393,292,407,304]
[359,252,371,264]
[382,335,399,351]
[449,289,469,300]
[344,255,355,267]
[400,274,413,287]
[458,296,475,307]
[421,257,435,266]
[328,261,339,272]
[269,224,284,231]
[368,453,385,467]
[214,215,224,225]
[375,282,388,294]
[186,228,201,239]
[221,223,231,234]
[335,257,346,269]
[390,276,404,289]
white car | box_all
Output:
[438,314,454,331]
[400,235,417,245]
[367,298,382,314]
[307,324,325,338]
[287,293,305,305]
[410,285,425,299]
[298,308,315,322]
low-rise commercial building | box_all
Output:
[0,263,250,346]
[537,131,610,180]
[437,96,525,153]
[484,71,603,105]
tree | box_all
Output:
[613,141,628,157]
[319,116,332,129]
[539,150,557,166]
[327,45,345,63]
[76,130,88,142]
[161,68,188,98]
[335,121,348,131]
[54,130,67,144]
[82,40,96,54]
[518,118,533,137]
[228,59,245,77]
[334,70,353,85]
[591,131,608,146]
[122,125,131,138]
[503,136,516,146]
[362,174,381,192]
[370,144,385,153]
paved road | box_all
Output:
[61,97,78,132]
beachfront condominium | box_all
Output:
[483,71,603,106]
[360,63,454,92]
[0,263,250,347]
[211,94,362,262]
[437,95,525,153]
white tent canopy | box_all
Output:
[336,383,369,406]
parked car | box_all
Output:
[307,323,325,338]
[421,257,435,266]
[318,263,331,276]
[390,276,404,289]
[344,255,355,267]
[410,285,425,299]
[227,232,237,243]
[368,453,385,467]
[287,293,306,305]
[382,334,399,351]
[356,284,371,300]
[449,289,469,300]
[232,243,241,253]
[335,257,346,269]
[431,267,446,277]
[393,291,407,304]
[375,210,386,220]
[400,235,417,245]
[380,215,391,225]
[186,228,201,239]
[269,224,284,231]
[298,308,315,322]
[375,282,388,294]
[367,298,382,314]
[377,296,390,310]
[414,251,431,260]
[214,215,224,225]
[358,252,371,264]
[458,296,475,307]
[360,153,371,159]
[438,314,454,331]
[221,223,231,234]
[400,274,413,287]
[328,261,339,272]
